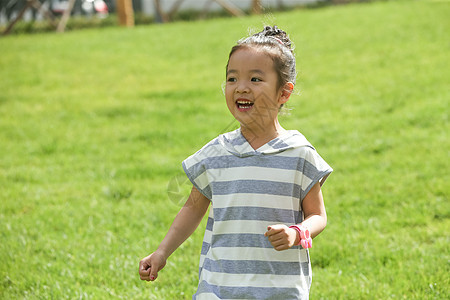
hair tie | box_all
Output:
[272,37,284,46]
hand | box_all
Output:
[264,224,298,251]
[139,251,167,282]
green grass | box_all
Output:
[1,0,449,298]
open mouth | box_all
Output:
[236,99,254,112]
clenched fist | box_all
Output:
[264,224,298,251]
[139,251,167,282]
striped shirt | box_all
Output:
[182,128,332,299]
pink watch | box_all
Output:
[289,225,312,249]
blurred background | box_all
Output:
[1,0,349,33]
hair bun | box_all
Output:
[258,25,292,50]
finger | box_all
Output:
[274,244,289,251]
[149,264,159,281]
[272,236,290,249]
[140,273,151,281]
[139,268,150,278]
[139,265,151,281]
[271,237,287,247]
[267,233,279,243]
[139,267,151,281]
[139,261,148,274]
[265,225,283,236]
[139,265,148,274]
[149,271,157,281]
[139,261,149,272]
[269,230,289,242]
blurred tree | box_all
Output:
[57,0,75,32]
[2,0,57,35]
[117,0,134,26]
[153,0,167,23]
[252,0,261,14]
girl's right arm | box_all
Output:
[139,186,210,281]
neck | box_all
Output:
[240,118,287,150]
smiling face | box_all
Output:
[225,47,291,130]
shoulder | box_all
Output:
[182,131,233,169]
[282,131,332,169]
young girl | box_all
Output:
[139,26,332,299]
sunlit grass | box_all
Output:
[1,1,449,298]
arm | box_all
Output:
[265,182,327,250]
[139,186,210,281]
[299,181,327,239]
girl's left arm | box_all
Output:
[300,181,327,239]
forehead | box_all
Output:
[227,47,276,72]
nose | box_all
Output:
[236,80,250,93]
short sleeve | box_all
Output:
[299,146,333,201]
[182,151,213,200]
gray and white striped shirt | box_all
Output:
[183,128,332,299]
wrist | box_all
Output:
[289,224,312,249]
[290,227,301,246]
[155,247,170,260]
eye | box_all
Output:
[251,77,262,82]
[227,77,237,82]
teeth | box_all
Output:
[236,100,253,105]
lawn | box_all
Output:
[0,0,449,298]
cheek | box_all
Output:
[224,88,234,108]
[254,87,279,106]
[225,86,233,101]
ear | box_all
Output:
[278,82,294,105]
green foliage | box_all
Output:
[0,1,448,299]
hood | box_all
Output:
[218,128,313,157]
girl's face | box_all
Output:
[225,47,290,129]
